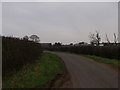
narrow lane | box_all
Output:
[49,51,118,88]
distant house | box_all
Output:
[102,42,120,46]
[40,43,52,47]
[74,42,89,46]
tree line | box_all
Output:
[89,31,118,46]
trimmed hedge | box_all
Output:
[2,36,43,77]
[47,46,120,60]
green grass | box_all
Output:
[83,55,120,69]
[3,52,64,88]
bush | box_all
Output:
[2,36,43,77]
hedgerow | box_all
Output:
[46,46,119,60]
[2,36,43,77]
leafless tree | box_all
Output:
[114,33,117,44]
[89,33,97,45]
[89,31,101,46]
[96,31,101,46]
[105,34,110,43]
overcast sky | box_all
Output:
[2,2,118,44]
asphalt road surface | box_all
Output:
[48,51,118,88]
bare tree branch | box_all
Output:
[114,33,117,44]
[89,31,101,46]
[106,34,110,43]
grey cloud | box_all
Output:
[2,2,118,44]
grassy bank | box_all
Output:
[83,55,119,69]
[3,52,64,88]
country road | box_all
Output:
[47,51,118,88]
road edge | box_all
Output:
[49,54,73,88]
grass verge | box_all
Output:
[3,52,64,88]
[83,55,120,69]
[62,51,120,69]
[48,51,119,70]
